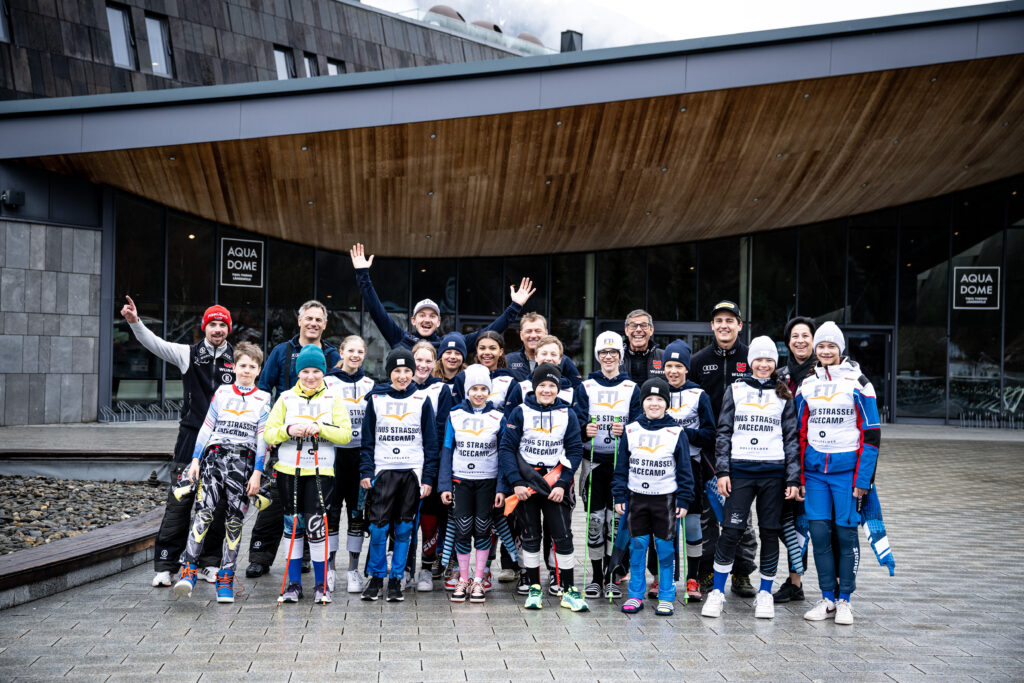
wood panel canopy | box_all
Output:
[23,54,1024,257]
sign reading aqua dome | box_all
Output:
[953,266,1000,310]
[220,237,264,288]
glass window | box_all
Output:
[550,318,590,372]
[326,59,345,76]
[647,242,696,323]
[895,198,950,419]
[106,4,137,70]
[412,259,456,314]
[165,214,215,392]
[750,229,797,338]
[316,249,360,312]
[324,311,362,355]
[551,253,587,318]
[268,239,313,310]
[798,220,846,323]
[949,185,1005,422]
[113,195,164,406]
[698,237,741,321]
[1005,223,1023,423]
[273,46,295,80]
[145,14,173,77]
[371,257,410,313]
[303,53,319,77]
[218,229,266,346]
[847,211,897,325]
[596,248,644,321]
[0,0,11,44]
[505,255,548,320]
[459,257,503,316]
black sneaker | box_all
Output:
[301,559,312,574]
[245,562,267,578]
[698,570,714,595]
[386,577,404,602]
[773,577,805,604]
[731,572,756,598]
[517,571,531,595]
[361,576,383,601]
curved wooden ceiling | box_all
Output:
[25,54,1024,257]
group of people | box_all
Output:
[123,242,883,623]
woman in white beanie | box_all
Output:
[701,336,800,620]
[795,321,882,625]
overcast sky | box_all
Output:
[362,0,996,50]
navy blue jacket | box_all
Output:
[669,380,717,460]
[498,393,583,492]
[258,336,340,398]
[359,383,440,487]
[573,371,643,463]
[611,414,695,510]
[355,268,522,350]
[505,351,583,387]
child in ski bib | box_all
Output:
[661,339,717,602]
[701,336,800,620]
[796,322,881,625]
[324,335,376,594]
[264,345,353,605]
[573,331,640,600]
[503,335,576,416]
[438,364,506,604]
[174,342,271,603]
[612,378,694,616]
[453,331,518,412]
[360,348,440,603]
[499,363,588,612]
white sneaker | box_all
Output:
[196,566,218,584]
[416,569,433,592]
[803,598,837,621]
[152,571,172,587]
[403,570,415,590]
[835,599,853,625]
[327,569,336,593]
[754,590,775,619]
[347,570,363,593]
[701,589,725,618]
[444,570,460,591]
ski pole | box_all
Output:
[608,416,620,603]
[309,436,330,592]
[680,514,687,605]
[582,416,597,594]
[279,436,303,602]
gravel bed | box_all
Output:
[0,476,165,555]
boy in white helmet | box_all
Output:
[573,331,641,599]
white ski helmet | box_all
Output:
[594,331,624,357]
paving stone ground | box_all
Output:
[1,436,1022,682]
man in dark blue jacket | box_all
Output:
[505,311,583,387]
[350,243,535,350]
[246,299,340,578]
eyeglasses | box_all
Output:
[626,322,651,331]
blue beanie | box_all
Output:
[438,332,467,359]
[663,339,692,370]
[295,345,326,374]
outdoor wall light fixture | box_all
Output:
[679,107,687,112]
[168,156,176,161]
[301,146,308,151]
[427,191,434,196]
[430,133,437,139]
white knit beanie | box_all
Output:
[747,335,779,365]
[594,331,624,357]
[463,364,492,392]
[813,321,846,354]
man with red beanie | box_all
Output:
[121,296,237,588]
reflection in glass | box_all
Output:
[413,259,456,313]
[698,237,740,319]
[106,5,136,69]
[1005,227,1023,421]
[505,255,547,319]
[551,253,586,318]
[648,243,696,323]
[848,211,897,325]
[459,258,503,315]
[750,229,796,339]
[597,248,644,320]
[145,15,173,77]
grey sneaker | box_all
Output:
[278,582,303,603]
[314,583,331,605]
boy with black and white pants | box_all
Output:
[612,378,694,616]
[360,348,440,602]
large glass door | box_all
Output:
[844,328,893,422]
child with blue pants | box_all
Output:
[612,378,694,616]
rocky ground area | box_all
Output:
[0,476,165,555]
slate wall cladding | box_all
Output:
[0,220,101,426]
[0,0,517,99]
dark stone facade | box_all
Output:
[0,0,516,99]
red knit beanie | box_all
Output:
[202,305,232,333]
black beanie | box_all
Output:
[784,316,817,344]
[640,377,671,403]
[531,362,561,389]
[385,347,415,377]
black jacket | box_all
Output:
[505,351,583,387]
[618,342,665,383]
[689,340,751,419]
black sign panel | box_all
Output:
[220,237,264,288]
[953,266,1000,310]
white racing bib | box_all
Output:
[802,376,867,452]
[582,379,636,454]
[449,407,502,479]
[728,382,785,463]
[624,424,680,495]
[487,375,515,411]
[517,404,571,467]
[371,393,426,476]
[205,385,270,452]
[667,387,705,461]
[325,375,375,442]
[519,379,574,405]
